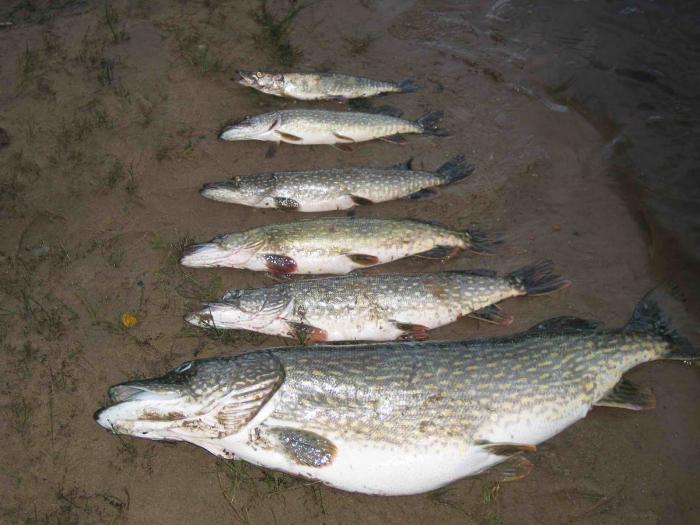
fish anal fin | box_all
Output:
[333,143,354,152]
[262,254,297,274]
[350,195,374,206]
[477,440,537,456]
[348,253,379,266]
[266,427,336,468]
[287,321,327,344]
[380,134,408,145]
[392,321,430,341]
[332,132,355,143]
[469,304,513,326]
[527,316,602,334]
[275,130,303,142]
[415,245,460,260]
[403,188,437,200]
[274,197,300,210]
[595,378,656,411]
[478,456,534,483]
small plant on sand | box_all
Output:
[251,0,313,66]
[175,28,224,75]
[16,43,43,92]
[102,1,129,44]
[343,31,377,56]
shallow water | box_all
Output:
[0,1,698,524]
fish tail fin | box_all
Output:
[625,293,698,361]
[436,155,475,185]
[398,78,419,93]
[416,111,449,136]
[462,228,501,255]
[507,260,571,296]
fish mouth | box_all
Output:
[236,70,257,86]
[200,181,238,201]
[180,242,229,268]
[184,307,215,328]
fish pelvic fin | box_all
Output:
[507,260,571,296]
[625,293,698,361]
[416,110,448,136]
[436,155,475,185]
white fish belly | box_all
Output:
[296,195,356,212]
[315,318,405,342]
[225,435,501,495]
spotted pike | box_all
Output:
[95,297,697,495]
[218,109,446,147]
[200,156,473,212]
[237,70,418,100]
[185,260,570,342]
[179,218,492,274]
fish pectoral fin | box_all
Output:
[332,132,355,143]
[333,143,354,152]
[215,356,284,436]
[347,253,380,266]
[262,254,298,274]
[595,378,656,411]
[349,195,374,206]
[267,427,337,468]
[402,188,437,200]
[478,456,534,483]
[287,321,328,344]
[526,316,602,334]
[273,197,300,210]
[392,321,430,341]
[379,134,408,145]
[275,130,303,142]
[476,440,537,456]
[469,304,514,326]
[415,245,460,259]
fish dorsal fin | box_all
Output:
[458,269,498,278]
[526,316,602,335]
[266,427,337,467]
[372,105,403,118]
[214,353,284,436]
[594,378,656,411]
[388,158,413,170]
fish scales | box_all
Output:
[265,332,661,444]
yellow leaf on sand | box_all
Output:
[121,313,138,328]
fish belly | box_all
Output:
[315,318,406,342]
[224,436,502,495]
[295,195,356,212]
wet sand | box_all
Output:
[1,1,698,524]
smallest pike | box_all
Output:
[237,70,418,100]
[200,156,473,212]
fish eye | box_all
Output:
[175,361,193,373]
[255,71,263,78]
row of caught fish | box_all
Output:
[94,71,699,498]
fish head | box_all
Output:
[186,288,286,331]
[179,233,262,268]
[95,354,284,441]
[218,112,280,141]
[236,70,285,96]
[200,174,276,206]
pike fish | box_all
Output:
[236,70,418,100]
[179,218,493,274]
[218,109,446,149]
[95,296,698,495]
[185,260,570,342]
[200,156,473,212]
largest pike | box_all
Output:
[180,218,493,274]
[95,296,697,495]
